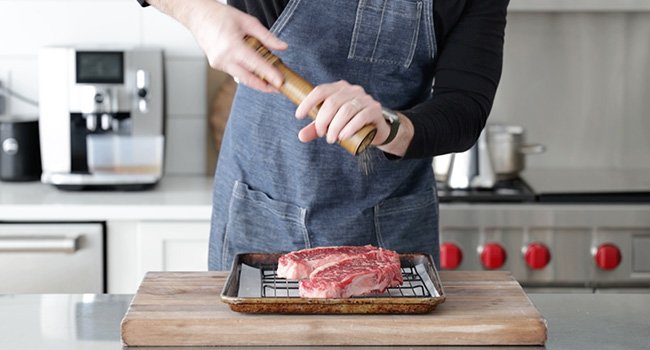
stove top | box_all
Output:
[436,178,536,203]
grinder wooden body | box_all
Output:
[244,36,377,156]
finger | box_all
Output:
[243,16,289,51]
[339,104,387,144]
[234,45,285,88]
[295,83,337,120]
[228,63,276,93]
[298,121,319,143]
[314,85,355,139]
[326,96,363,144]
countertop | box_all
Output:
[2,170,650,222]
[1,293,649,349]
[0,175,213,221]
[523,168,650,195]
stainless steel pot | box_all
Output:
[486,124,545,180]
[433,124,545,183]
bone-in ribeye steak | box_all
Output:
[276,245,403,298]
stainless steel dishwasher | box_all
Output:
[0,223,104,293]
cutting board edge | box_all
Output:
[120,317,548,347]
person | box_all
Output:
[139,0,508,271]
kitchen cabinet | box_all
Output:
[0,176,215,294]
[107,220,210,293]
[137,221,210,272]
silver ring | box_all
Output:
[349,98,362,111]
[233,76,240,84]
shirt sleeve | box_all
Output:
[401,0,509,159]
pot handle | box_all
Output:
[519,144,545,155]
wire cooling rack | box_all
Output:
[259,264,432,298]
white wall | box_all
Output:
[0,0,209,175]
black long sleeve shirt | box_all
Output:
[229,0,508,158]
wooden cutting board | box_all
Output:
[121,271,547,346]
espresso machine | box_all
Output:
[38,47,164,190]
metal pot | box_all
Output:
[444,129,496,189]
[486,124,545,180]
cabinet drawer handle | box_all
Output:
[0,235,79,253]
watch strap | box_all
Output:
[380,108,400,146]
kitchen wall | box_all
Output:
[0,0,210,175]
[491,11,650,169]
[2,2,649,174]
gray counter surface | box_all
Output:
[2,293,649,349]
[523,168,650,195]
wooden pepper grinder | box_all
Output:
[244,36,377,156]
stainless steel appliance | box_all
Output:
[0,223,104,293]
[436,169,650,292]
[0,116,41,182]
[38,47,164,190]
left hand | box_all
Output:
[294,80,391,146]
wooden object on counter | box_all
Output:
[120,271,547,346]
[206,69,236,174]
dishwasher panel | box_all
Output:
[0,223,104,293]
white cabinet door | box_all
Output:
[137,221,210,274]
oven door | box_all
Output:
[0,223,104,293]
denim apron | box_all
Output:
[209,0,439,271]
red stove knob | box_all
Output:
[440,242,463,270]
[480,243,507,270]
[524,242,551,270]
[594,243,621,270]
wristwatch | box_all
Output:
[136,0,150,7]
[380,108,400,146]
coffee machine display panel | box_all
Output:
[39,47,165,191]
[76,52,124,84]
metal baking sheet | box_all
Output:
[220,252,446,314]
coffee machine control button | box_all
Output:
[100,114,113,131]
[137,88,148,98]
[85,115,97,131]
[94,93,104,104]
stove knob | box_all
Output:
[480,243,507,270]
[440,242,463,270]
[524,242,551,270]
[594,243,621,270]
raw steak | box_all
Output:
[276,245,378,280]
[299,249,403,298]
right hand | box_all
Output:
[186,2,288,92]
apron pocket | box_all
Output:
[221,181,310,269]
[375,189,439,255]
[348,0,423,68]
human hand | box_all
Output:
[294,81,391,146]
[185,1,287,92]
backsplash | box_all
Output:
[0,0,208,175]
[2,2,649,174]
[491,11,650,169]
